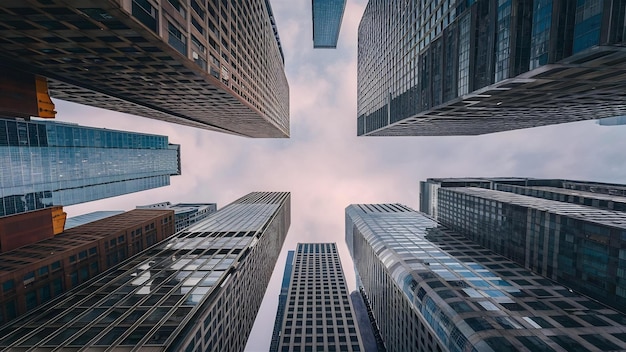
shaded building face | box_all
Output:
[270,243,365,352]
[0,192,290,351]
[346,203,626,352]
[0,119,180,216]
[357,0,626,136]
[0,0,289,138]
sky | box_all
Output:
[51,0,626,350]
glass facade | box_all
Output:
[271,243,364,352]
[312,0,347,48]
[436,186,626,314]
[0,192,291,351]
[0,119,180,217]
[270,250,295,351]
[346,203,626,352]
[357,0,626,136]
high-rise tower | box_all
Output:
[0,192,290,351]
[0,0,289,138]
[270,243,365,352]
[357,0,626,136]
[421,177,626,313]
[346,203,626,351]
[0,119,180,217]
[312,0,347,48]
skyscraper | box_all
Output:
[0,118,180,217]
[346,203,626,351]
[0,0,289,138]
[0,192,290,351]
[137,202,217,232]
[357,0,626,136]
[270,250,295,351]
[270,243,365,352]
[312,0,347,48]
[420,177,626,313]
[0,209,175,325]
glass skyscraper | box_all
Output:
[420,177,626,314]
[346,203,626,351]
[312,0,347,48]
[270,243,365,352]
[0,192,290,351]
[137,202,218,232]
[0,119,180,217]
[357,0,626,136]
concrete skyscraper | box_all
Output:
[0,0,289,138]
[357,0,626,136]
[270,243,365,352]
[346,203,626,351]
[0,118,180,217]
[421,177,626,314]
[0,192,290,351]
[312,0,347,48]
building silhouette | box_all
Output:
[0,192,290,351]
[421,177,626,314]
[357,0,626,136]
[137,202,217,232]
[0,119,180,217]
[312,0,347,48]
[270,243,365,352]
[0,0,289,138]
[346,203,626,351]
[0,209,175,325]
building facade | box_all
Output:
[346,203,626,352]
[271,243,365,352]
[270,250,295,351]
[357,0,626,136]
[137,202,217,232]
[0,119,180,217]
[0,192,290,351]
[0,209,175,326]
[0,207,66,252]
[0,0,289,138]
[312,0,347,48]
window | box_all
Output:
[23,272,35,285]
[38,266,49,276]
[2,280,15,292]
[51,261,61,271]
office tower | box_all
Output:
[420,177,626,313]
[0,118,181,217]
[312,0,347,48]
[346,204,626,351]
[357,0,626,136]
[65,211,125,229]
[270,250,295,351]
[0,0,289,138]
[0,207,66,252]
[270,243,365,352]
[137,202,217,232]
[0,192,290,351]
[0,209,174,325]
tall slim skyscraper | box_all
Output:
[346,203,626,351]
[0,119,180,217]
[0,192,290,351]
[0,0,289,138]
[357,0,626,136]
[420,177,626,313]
[270,243,365,352]
[270,250,295,351]
[312,0,347,48]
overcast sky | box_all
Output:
[54,0,626,350]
